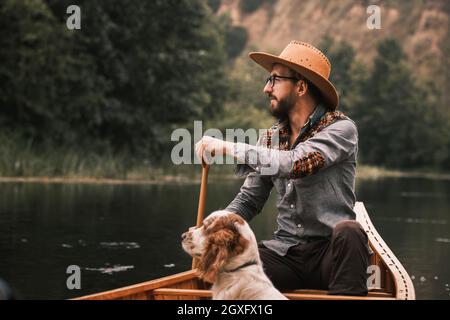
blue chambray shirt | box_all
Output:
[225,105,358,256]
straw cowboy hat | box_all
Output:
[249,40,339,110]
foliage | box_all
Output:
[0,1,448,177]
[216,13,248,61]
[225,25,248,60]
[324,37,449,170]
[239,0,276,15]
[0,0,229,160]
[205,49,273,132]
[207,0,222,13]
[321,36,368,116]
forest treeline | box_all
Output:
[0,0,448,178]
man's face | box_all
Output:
[263,64,298,120]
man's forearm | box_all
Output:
[224,172,273,222]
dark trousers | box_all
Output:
[259,220,370,296]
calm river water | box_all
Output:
[0,176,449,299]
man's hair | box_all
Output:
[292,71,323,104]
[305,79,323,105]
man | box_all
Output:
[195,41,370,296]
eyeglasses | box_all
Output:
[265,75,299,88]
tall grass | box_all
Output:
[0,132,133,179]
[1,132,447,182]
[0,131,238,181]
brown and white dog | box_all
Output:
[181,210,287,300]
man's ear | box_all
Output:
[297,79,308,97]
[197,229,234,283]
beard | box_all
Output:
[268,94,296,121]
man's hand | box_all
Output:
[195,136,234,165]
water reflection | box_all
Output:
[0,177,449,299]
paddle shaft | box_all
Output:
[192,164,209,269]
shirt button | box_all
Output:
[297,224,303,228]
[287,183,292,188]
[256,166,260,171]
[290,204,294,209]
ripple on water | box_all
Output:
[435,238,450,243]
[84,265,134,275]
[374,217,447,225]
[99,242,141,249]
[400,192,448,198]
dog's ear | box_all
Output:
[198,229,234,283]
[197,215,250,283]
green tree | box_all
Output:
[358,38,448,169]
[0,0,99,147]
[320,37,367,116]
[239,0,276,15]
[0,0,229,161]
[207,0,222,13]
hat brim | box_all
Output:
[249,52,339,110]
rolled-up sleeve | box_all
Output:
[233,119,358,178]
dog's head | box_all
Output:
[181,211,257,283]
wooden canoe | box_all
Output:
[75,202,415,300]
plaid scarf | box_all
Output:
[260,109,347,178]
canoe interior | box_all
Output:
[74,202,415,300]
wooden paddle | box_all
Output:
[192,161,210,269]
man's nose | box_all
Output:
[263,81,273,95]
[181,232,187,240]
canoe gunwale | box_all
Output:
[354,202,415,300]
[72,270,199,300]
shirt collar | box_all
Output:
[295,104,327,148]
[305,104,327,128]
[274,104,327,145]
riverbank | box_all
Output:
[355,165,450,181]
[1,165,449,185]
